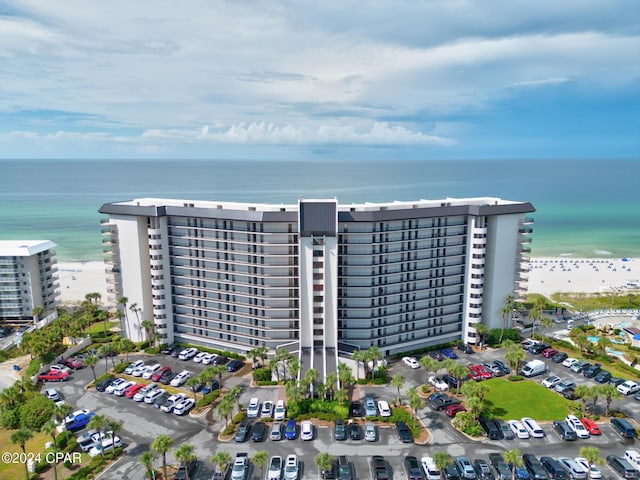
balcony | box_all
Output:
[523,217,534,224]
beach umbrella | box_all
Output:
[622,257,629,262]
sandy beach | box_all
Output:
[527,257,638,296]
[58,261,109,304]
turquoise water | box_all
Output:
[1,158,639,261]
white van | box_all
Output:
[520,359,547,377]
[88,435,122,457]
[624,450,640,471]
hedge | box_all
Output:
[55,430,73,449]
[256,381,278,386]
[196,390,220,408]
[113,362,128,374]
[253,367,272,382]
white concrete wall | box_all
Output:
[298,238,314,349]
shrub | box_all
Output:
[0,407,20,429]
[113,362,128,374]
[256,380,278,386]
[197,390,220,408]
[144,346,160,354]
[357,378,368,385]
[19,394,56,430]
[55,430,73,449]
[223,425,235,435]
[373,376,387,385]
[508,375,523,382]
[421,385,429,393]
[232,411,247,424]
[486,328,522,346]
[252,368,272,382]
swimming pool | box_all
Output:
[587,335,625,344]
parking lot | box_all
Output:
[46,343,640,480]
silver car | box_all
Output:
[364,422,376,442]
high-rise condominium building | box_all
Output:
[100,197,533,380]
[0,240,59,322]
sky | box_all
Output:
[0,0,639,160]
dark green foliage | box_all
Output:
[256,380,278,386]
[113,362,128,374]
[508,375,524,382]
[144,346,160,354]
[55,430,73,449]
[232,411,247,424]
[252,367,271,382]
[196,390,220,408]
[0,407,20,429]
[19,394,56,430]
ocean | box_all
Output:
[1,158,638,261]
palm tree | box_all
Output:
[475,323,489,348]
[391,374,405,405]
[84,354,99,383]
[408,387,424,428]
[273,348,291,381]
[106,419,122,452]
[334,388,348,404]
[365,346,381,381]
[574,385,592,414]
[247,345,268,367]
[53,403,73,423]
[590,385,600,414]
[211,451,232,477]
[41,420,59,480]
[229,385,242,413]
[141,319,155,345]
[139,451,155,480]
[129,302,143,342]
[186,377,200,403]
[174,444,197,480]
[96,308,109,338]
[285,380,302,405]
[32,306,44,326]
[504,340,526,373]
[500,294,514,343]
[579,446,601,479]
[433,452,453,472]
[600,384,622,417]
[211,364,226,391]
[118,296,132,340]
[88,414,108,455]
[325,372,338,400]
[217,394,234,428]
[301,368,319,398]
[151,434,173,480]
[11,428,33,480]
[315,452,334,476]
[540,316,553,341]
[504,449,523,476]
[315,382,326,401]
[117,337,136,363]
[448,362,470,395]
[351,349,364,381]
[337,362,352,389]
[419,356,439,385]
[287,356,300,382]
[251,451,269,479]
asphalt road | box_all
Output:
[46,343,640,480]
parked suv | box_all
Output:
[334,418,346,441]
[552,421,577,441]
[611,418,638,438]
[607,455,638,479]
[523,454,549,480]
[539,457,569,480]
[455,457,477,480]
[479,417,502,440]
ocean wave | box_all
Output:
[593,249,613,255]
[559,253,574,257]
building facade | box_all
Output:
[99,197,533,380]
[0,240,59,323]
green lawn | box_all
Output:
[484,377,571,420]
[88,320,119,335]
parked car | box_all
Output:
[247,397,260,418]
[274,399,286,420]
[542,348,559,358]
[348,422,361,440]
[458,343,474,354]
[334,418,346,441]
[429,376,449,391]
[178,347,198,360]
[64,410,95,431]
[270,421,283,441]
[144,388,166,404]
[445,404,466,418]
[300,420,313,440]
[494,419,515,440]
[619,380,640,395]
[77,430,100,452]
[442,374,463,389]
[251,421,267,442]
[474,459,495,480]
[113,380,135,396]
[124,383,144,398]
[173,398,195,416]
[610,376,626,386]
[455,456,477,480]
[570,360,591,373]
[227,359,244,372]
[554,380,575,394]
[284,455,298,480]
[583,363,601,378]
[444,465,461,480]
[522,454,548,480]
[562,358,578,368]
[364,396,378,416]
[131,364,147,377]
[422,456,442,480]
[429,351,444,361]
[377,400,392,417]
[580,418,601,435]
[141,363,162,380]
[260,400,274,418]
[574,458,601,479]
[174,459,199,480]
[541,375,561,388]
[403,356,420,368]
[521,417,544,438]
[594,370,612,383]
[192,351,208,363]
[349,401,362,417]
[232,453,249,480]
[553,421,577,441]
[539,456,569,480]
[160,393,186,413]
[170,370,191,387]
[105,378,128,394]
[406,456,426,480]
[284,419,296,440]
[153,391,170,408]
[479,417,502,440]
[551,352,568,363]
[372,456,390,480]
[611,417,638,438]
[489,453,512,480]
[565,414,590,439]
[430,395,460,411]
[396,421,413,443]
[133,383,158,402]
[557,458,587,480]
[124,360,145,374]
[151,366,171,382]
[235,420,251,442]
[441,348,458,359]
[88,435,121,457]
[212,356,229,365]
[268,456,283,480]
[38,370,69,382]
[508,420,530,439]
[364,422,376,442]
[491,360,511,376]
[61,357,83,369]
[606,456,638,480]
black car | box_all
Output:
[335,418,347,441]
[337,456,353,480]
[95,375,115,392]
[161,343,176,354]
[479,417,502,440]
[494,419,515,440]
[444,465,461,480]
[611,417,638,438]
[474,460,495,480]
[594,370,612,383]
[583,363,601,378]
[551,352,568,363]
[488,453,512,480]
[371,456,390,480]
[174,460,199,480]
[350,402,362,417]
[153,392,170,408]
[457,343,474,354]
[442,374,462,389]
[562,389,577,401]
[429,351,444,361]
[321,461,337,479]
[523,454,548,480]
[251,421,267,442]
[492,360,511,376]
[428,392,446,403]
[213,356,229,365]
[227,359,243,372]
[539,457,568,480]
[529,343,551,354]
[553,420,577,441]
[396,421,413,443]
[609,377,625,386]
[234,419,250,442]
[430,395,460,410]
[158,370,176,385]
[348,423,361,440]
[405,456,425,480]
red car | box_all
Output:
[467,365,483,381]
[542,348,559,358]
[469,364,491,380]
[38,370,69,382]
[124,383,145,398]
[445,404,466,417]
[580,418,602,435]
[151,366,172,382]
[61,357,83,369]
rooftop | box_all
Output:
[0,240,57,257]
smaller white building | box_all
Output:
[0,240,60,322]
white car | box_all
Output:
[562,358,578,368]
[247,397,260,418]
[113,380,135,397]
[274,400,286,420]
[377,400,392,417]
[178,347,198,360]
[422,456,442,480]
[124,360,145,375]
[160,393,186,413]
[284,455,298,480]
[76,429,100,452]
[173,398,195,416]
[201,353,217,365]
[565,414,590,439]
[144,388,166,404]
[141,363,162,380]
[541,375,561,388]
[49,364,71,374]
[575,457,601,479]
[428,376,449,391]
[521,417,544,438]
[508,419,530,439]
[558,457,588,480]
[192,352,208,363]
[300,420,313,440]
[131,365,147,377]
[618,380,640,395]
[261,400,274,418]
[170,370,191,387]
[44,388,61,402]
[88,435,121,457]
[105,378,127,394]
[133,383,158,402]
[403,356,420,369]
[268,456,283,480]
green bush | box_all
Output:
[64,438,78,454]
[19,394,56,430]
[508,375,523,382]
[357,378,368,385]
[232,411,247,424]
[144,346,160,354]
[113,362,128,374]
[223,424,235,435]
[55,430,73,449]
[253,367,272,382]
[486,328,522,346]
[257,380,278,386]
[26,358,41,377]
[197,390,220,408]
[0,407,20,429]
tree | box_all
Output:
[41,420,59,480]
[447,362,470,395]
[579,446,601,479]
[540,316,553,341]
[96,308,109,338]
[594,336,612,357]
[272,348,290,383]
[529,300,543,339]
[252,451,269,479]
[419,356,439,385]
[88,414,108,455]
[151,434,173,480]
[85,354,99,383]
[247,345,268,367]
[139,451,155,480]
[391,374,405,405]
[186,377,200,403]
[334,388,348,404]
[52,402,73,423]
[500,294,515,343]
[285,380,302,405]
[325,372,338,400]
[600,384,622,417]
[229,385,243,414]
[364,346,381,381]
[211,364,227,391]
[504,340,526,373]
[475,323,489,348]
[287,356,300,382]
[174,444,196,480]
[315,452,334,476]
[461,380,489,402]
[504,449,523,476]
[32,306,44,326]
[141,319,155,345]
[130,302,143,342]
[217,394,234,427]
[574,385,592,413]
[433,452,453,472]
[337,362,352,390]
[407,387,425,428]
[117,337,136,363]
[106,419,122,451]
[301,368,319,398]
[11,428,33,480]
[118,296,132,340]
[210,451,232,477]
[351,349,364,380]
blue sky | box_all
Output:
[0,0,639,160]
